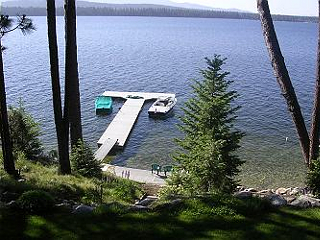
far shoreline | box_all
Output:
[1,7,318,23]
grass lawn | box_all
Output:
[1,202,320,240]
[1,159,320,240]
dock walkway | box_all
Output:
[97,98,145,148]
[102,91,175,101]
[94,91,175,161]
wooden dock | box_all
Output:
[97,98,145,148]
[94,91,175,161]
[102,91,175,101]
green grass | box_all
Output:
[0,158,144,204]
[1,159,320,240]
[1,203,320,240]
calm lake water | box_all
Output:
[3,16,317,188]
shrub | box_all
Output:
[307,159,320,197]
[107,178,143,203]
[158,193,272,219]
[71,140,102,179]
[8,101,43,161]
[18,190,55,214]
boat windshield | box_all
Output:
[155,100,169,106]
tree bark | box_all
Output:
[47,0,71,174]
[0,39,17,176]
[257,0,310,165]
[309,0,320,165]
[65,0,83,149]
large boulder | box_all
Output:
[72,204,94,214]
[136,196,159,207]
[289,195,320,208]
[234,191,253,199]
[283,196,296,204]
[129,205,150,212]
[265,194,287,207]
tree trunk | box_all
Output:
[309,0,320,165]
[0,40,17,176]
[47,0,71,174]
[257,0,310,165]
[64,0,82,149]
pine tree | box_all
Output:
[171,56,244,195]
[0,15,35,177]
[71,140,102,179]
[8,101,43,161]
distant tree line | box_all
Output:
[2,7,318,23]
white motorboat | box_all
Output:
[148,96,177,116]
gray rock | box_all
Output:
[6,200,19,210]
[234,191,253,199]
[246,188,258,193]
[258,189,273,194]
[129,205,150,212]
[276,188,291,195]
[265,194,287,207]
[72,204,94,214]
[256,189,275,198]
[290,195,320,208]
[55,202,73,211]
[283,196,296,204]
[236,186,245,192]
[289,188,301,196]
[136,196,159,206]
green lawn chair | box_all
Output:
[151,164,161,175]
[162,165,173,177]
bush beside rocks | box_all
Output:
[17,190,55,214]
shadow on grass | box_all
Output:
[1,207,320,240]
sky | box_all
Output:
[86,0,318,16]
[0,0,317,16]
[172,0,317,16]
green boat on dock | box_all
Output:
[95,96,113,114]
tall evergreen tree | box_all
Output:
[47,0,71,174]
[170,56,244,195]
[0,15,34,177]
[64,0,83,149]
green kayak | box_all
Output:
[95,96,113,114]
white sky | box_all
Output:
[86,0,318,16]
[172,0,317,16]
[1,0,317,16]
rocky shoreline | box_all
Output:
[235,186,320,208]
[1,186,320,214]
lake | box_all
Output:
[2,16,317,188]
